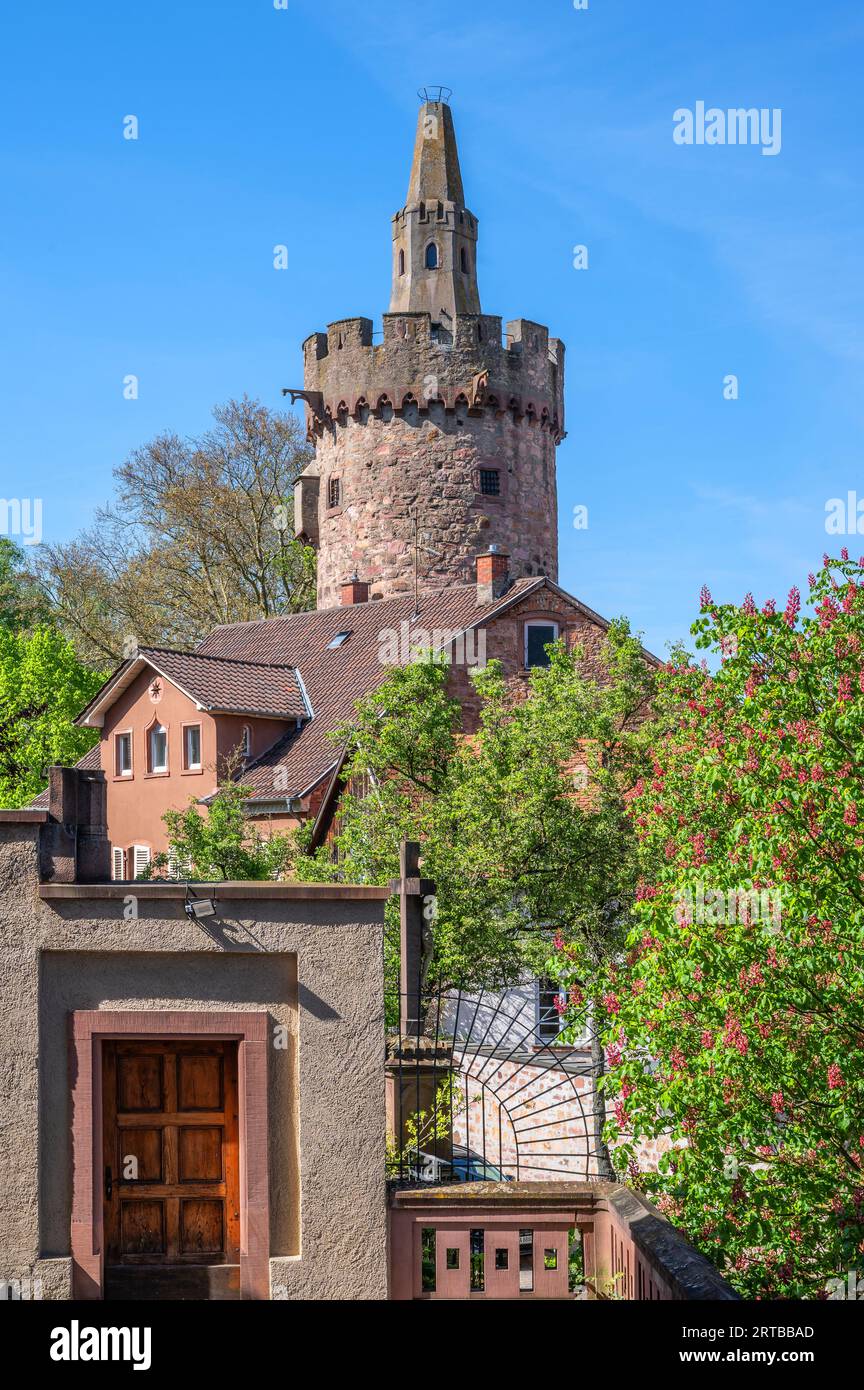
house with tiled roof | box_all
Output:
[60,94,635,886]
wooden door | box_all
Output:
[103,1041,240,1268]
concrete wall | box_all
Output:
[0,819,389,1300]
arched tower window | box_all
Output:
[424,242,438,270]
[398,248,405,276]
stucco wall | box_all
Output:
[100,664,295,858]
[0,821,389,1300]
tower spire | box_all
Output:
[390,91,481,327]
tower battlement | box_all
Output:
[301,313,565,443]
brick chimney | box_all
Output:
[476,546,510,605]
[341,574,370,606]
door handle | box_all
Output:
[105,1165,113,1201]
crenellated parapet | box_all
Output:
[300,312,565,445]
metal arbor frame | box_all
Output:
[387,976,604,1184]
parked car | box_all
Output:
[408,1146,514,1183]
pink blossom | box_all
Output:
[827,1064,844,1090]
[783,586,800,626]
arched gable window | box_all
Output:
[398,248,405,276]
[424,242,438,270]
[147,720,168,773]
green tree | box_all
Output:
[31,397,316,664]
[144,773,294,882]
[0,626,103,807]
[0,538,50,632]
[559,555,864,1297]
[298,623,659,1170]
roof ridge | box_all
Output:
[141,646,299,672]
[201,582,489,635]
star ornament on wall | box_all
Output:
[148,678,163,704]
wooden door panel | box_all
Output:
[118,1054,163,1111]
[181,1200,224,1254]
[121,1127,163,1183]
[104,1041,239,1268]
[179,1127,223,1182]
[178,1053,223,1110]
[120,1201,165,1256]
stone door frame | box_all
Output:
[69,1010,270,1300]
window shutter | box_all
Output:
[167,853,192,880]
[132,845,151,878]
[111,847,125,881]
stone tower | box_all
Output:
[293,90,565,611]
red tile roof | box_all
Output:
[197,578,549,803]
[55,576,629,811]
[135,648,308,720]
[75,647,308,727]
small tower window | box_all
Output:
[425,243,438,270]
[525,621,559,669]
[398,248,405,276]
[328,477,341,508]
[479,469,500,496]
[460,247,468,273]
[240,725,252,759]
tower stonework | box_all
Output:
[293,96,565,611]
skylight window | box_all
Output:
[327,631,352,649]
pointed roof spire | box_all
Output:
[390,90,481,324]
[406,90,465,206]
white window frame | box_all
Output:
[241,725,252,759]
[183,723,202,770]
[524,620,559,669]
[536,977,565,1046]
[114,730,133,777]
[148,722,168,773]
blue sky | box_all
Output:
[1,0,862,656]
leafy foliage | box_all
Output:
[297,624,659,1170]
[299,624,656,990]
[0,538,50,633]
[555,555,864,1297]
[143,772,294,882]
[31,397,316,663]
[0,625,103,807]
